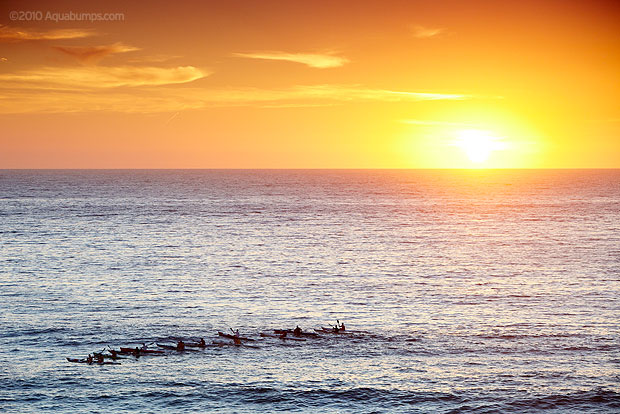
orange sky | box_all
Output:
[1,0,618,168]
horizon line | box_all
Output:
[1,168,618,171]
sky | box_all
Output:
[0,0,618,168]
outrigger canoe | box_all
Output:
[260,332,306,341]
[217,331,255,341]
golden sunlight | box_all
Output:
[454,129,505,164]
[0,1,617,168]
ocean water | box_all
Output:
[0,169,619,413]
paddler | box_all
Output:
[199,338,206,347]
[340,322,345,331]
[233,337,241,345]
[176,340,185,351]
[294,326,302,336]
[87,354,93,364]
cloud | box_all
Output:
[232,52,349,68]
[53,42,140,64]
[0,57,7,62]
[127,54,183,64]
[277,85,468,102]
[0,25,93,42]
[411,25,445,39]
[0,65,208,89]
[0,83,469,114]
[163,85,468,106]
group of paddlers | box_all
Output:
[69,321,350,365]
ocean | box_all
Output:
[0,169,619,413]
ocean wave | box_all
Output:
[140,385,465,408]
[506,389,620,412]
[0,327,72,338]
[6,382,617,413]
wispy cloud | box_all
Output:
[0,83,469,114]
[0,25,94,42]
[164,111,180,125]
[290,85,467,101]
[0,57,7,62]
[53,42,140,64]
[232,52,349,68]
[127,54,183,64]
[0,65,208,89]
[411,25,445,39]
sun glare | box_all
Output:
[455,129,504,164]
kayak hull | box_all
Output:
[66,357,120,365]
[156,343,178,350]
[93,352,127,360]
[185,343,207,348]
[218,331,255,341]
[119,347,165,354]
[315,327,349,334]
[260,332,306,341]
[156,343,198,351]
[274,329,319,337]
[212,339,260,349]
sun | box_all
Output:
[455,129,503,164]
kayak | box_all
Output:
[116,349,137,355]
[260,332,306,341]
[274,329,320,338]
[185,342,207,348]
[211,339,260,349]
[93,352,127,360]
[66,358,120,365]
[67,357,88,363]
[119,347,165,354]
[156,343,180,350]
[315,327,349,334]
[156,343,199,351]
[218,331,255,341]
